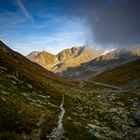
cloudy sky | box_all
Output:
[0,0,88,55]
[0,0,140,55]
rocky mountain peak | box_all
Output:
[27,51,40,59]
[57,46,85,61]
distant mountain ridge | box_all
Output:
[27,46,140,80]
[27,46,103,73]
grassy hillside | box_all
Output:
[0,41,77,139]
[92,59,140,87]
[0,41,78,93]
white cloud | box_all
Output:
[15,0,33,21]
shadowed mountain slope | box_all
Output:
[0,41,77,139]
[92,59,140,90]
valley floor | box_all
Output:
[1,66,140,140]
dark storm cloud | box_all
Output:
[64,0,140,46]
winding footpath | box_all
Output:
[47,95,65,140]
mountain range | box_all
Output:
[27,46,103,73]
[60,48,140,80]
[27,46,140,81]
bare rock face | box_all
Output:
[57,47,83,61]
[54,46,103,73]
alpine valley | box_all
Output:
[0,40,140,140]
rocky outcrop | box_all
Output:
[57,47,84,61]
[53,46,103,73]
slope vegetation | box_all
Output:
[0,41,77,139]
[93,59,140,88]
